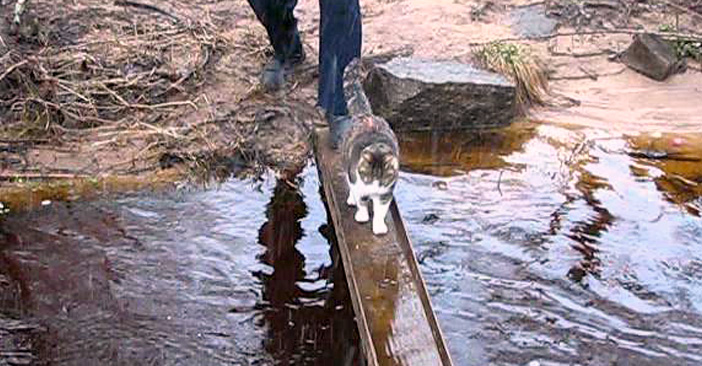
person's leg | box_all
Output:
[248,0,305,90]
[318,0,362,117]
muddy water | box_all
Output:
[397,124,702,365]
[0,169,362,365]
[2,122,702,366]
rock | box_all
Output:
[621,33,679,81]
[422,213,440,224]
[363,58,517,131]
[510,4,558,38]
[431,181,448,190]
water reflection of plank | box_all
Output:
[313,127,453,366]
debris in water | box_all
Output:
[432,181,448,190]
[422,213,440,224]
[41,200,51,206]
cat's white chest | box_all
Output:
[349,180,388,198]
[346,178,393,235]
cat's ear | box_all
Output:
[357,156,371,176]
[361,149,374,163]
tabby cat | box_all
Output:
[340,58,400,235]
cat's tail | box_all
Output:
[343,58,373,117]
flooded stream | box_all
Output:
[2,121,702,365]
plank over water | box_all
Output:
[313,127,453,366]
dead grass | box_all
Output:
[0,0,304,185]
[474,42,549,110]
[1,1,225,141]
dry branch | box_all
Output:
[114,0,181,23]
[1,2,222,141]
[0,60,27,83]
[659,0,702,21]
[469,29,702,46]
[0,173,90,180]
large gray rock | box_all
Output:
[621,33,679,81]
[362,58,517,131]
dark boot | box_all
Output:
[261,48,305,92]
[261,59,285,92]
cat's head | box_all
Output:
[357,142,399,186]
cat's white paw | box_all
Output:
[372,221,388,235]
[355,208,369,223]
[346,193,356,206]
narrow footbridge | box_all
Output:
[314,126,454,366]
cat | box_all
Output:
[340,58,400,235]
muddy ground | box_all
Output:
[0,0,701,210]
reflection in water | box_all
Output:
[0,166,362,366]
[254,178,363,366]
[627,133,702,216]
[565,170,614,282]
[398,122,537,176]
[394,123,702,366]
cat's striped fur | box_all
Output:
[340,58,399,235]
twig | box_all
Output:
[468,29,702,46]
[113,0,181,23]
[497,170,504,196]
[0,60,28,83]
[659,0,702,21]
[577,65,599,80]
[0,172,90,181]
[550,67,627,80]
[57,83,92,103]
[547,41,613,58]
[131,100,198,110]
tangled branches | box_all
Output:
[0,1,224,139]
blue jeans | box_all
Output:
[247,0,362,116]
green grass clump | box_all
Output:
[659,24,702,62]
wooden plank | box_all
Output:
[313,127,453,366]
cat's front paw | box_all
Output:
[372,221,388,235]
[354,208,370,223]
[346,194,356,206]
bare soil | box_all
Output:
[1,0,701,210]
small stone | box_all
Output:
[432,181,448,190]
[422,213,440,224]
[363,58,517,131]
[511,4,557,38]
[621,33,680,81]
[41,200,52,206]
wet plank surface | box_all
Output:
[313,127,453,366]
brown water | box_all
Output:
[2,122,702,366]
[0,170,362,366]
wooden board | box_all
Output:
[313,127,453,366]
